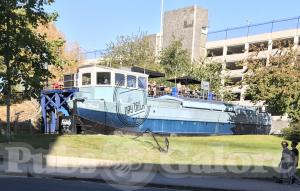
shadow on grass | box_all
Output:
[0,134,298,180]
[0,134,58,150]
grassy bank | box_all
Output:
[1,134,299,177]
[0,134,285,165]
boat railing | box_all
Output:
[148,91,222,102]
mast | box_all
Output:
[159,0,164,52]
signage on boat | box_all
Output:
[114,79,150,128]
[124,101,146,115]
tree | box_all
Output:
[189,58,234,101]
[159,39,234,101]
[243,41,300,122]
[190,59,222,95]
[37,23,82,84]
[282,122,300,142]
[104,31,156,69]
[159,39,191,77]
[0,0,63,140]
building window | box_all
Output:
[127,75,136,88]
[272,38,294,49]
[82,73,91,86]
[115,73,125,86]
[183,20,194,28]
[258,58,267,66]
[226,62,243,70]
[249,41,268,52]
[249,58,267,66]
[227,45,245,55]
[201,27,208,34]
[244,93,253,101]
[63,74,75,88]
[97,72,111,85]
[138,77,146,89]
[233,93,241,101]
[207,47,223,57]
[225,77,242,86]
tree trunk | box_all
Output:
[6,90,11,142]
[4,55,11,142]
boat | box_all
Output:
[65,64,271,135]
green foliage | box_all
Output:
[0,0,63,99]
[222,89,237,102]
[190,58,234,100]
[158,39,234,100]
[159,39,191,77]
[243,42,300,121]
[0,0,63,138]
[104,31,156,69]
[190,59,222,93]
[282,123,300,142]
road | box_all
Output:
[0,175,191,191]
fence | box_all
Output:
[208,16,300,42]
[0,119,35,136]
[80,50,105,60]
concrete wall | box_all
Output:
[193,6,208,61]
[145,34,157,52]
[163,6,208,61]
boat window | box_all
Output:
[138,77,146,89]
[115,73,125,86]
[127,75,136,88]
[97,72,111,85]
[82,73,91,85]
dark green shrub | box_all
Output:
[282,123,300,142]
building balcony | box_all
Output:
[225,53,247,62]
[224,69,244,78]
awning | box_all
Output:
[131,66,165,78]
[166,76,201,85]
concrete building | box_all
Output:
[149,5,208,61]
[206,17,300,105]
[151,6,300,107]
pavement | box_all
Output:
[0,149,299,191]
[0,175,187,191]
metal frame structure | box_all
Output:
[41,88,78,134]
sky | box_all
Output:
[47,0,300,52]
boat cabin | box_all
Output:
[76,64,148,89]
[65,64,149,102]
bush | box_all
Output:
[282,123,300,142]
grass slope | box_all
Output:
[1,134,299,177]
[0,134,284,165]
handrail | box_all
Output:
[208,16,300,41]
[208,16,300,34]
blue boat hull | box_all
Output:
[77,107,250,135]
[71,86,271,135]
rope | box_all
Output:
[133,128,169,153]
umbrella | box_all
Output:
[131,66,165,78]
[166,76,201,85]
